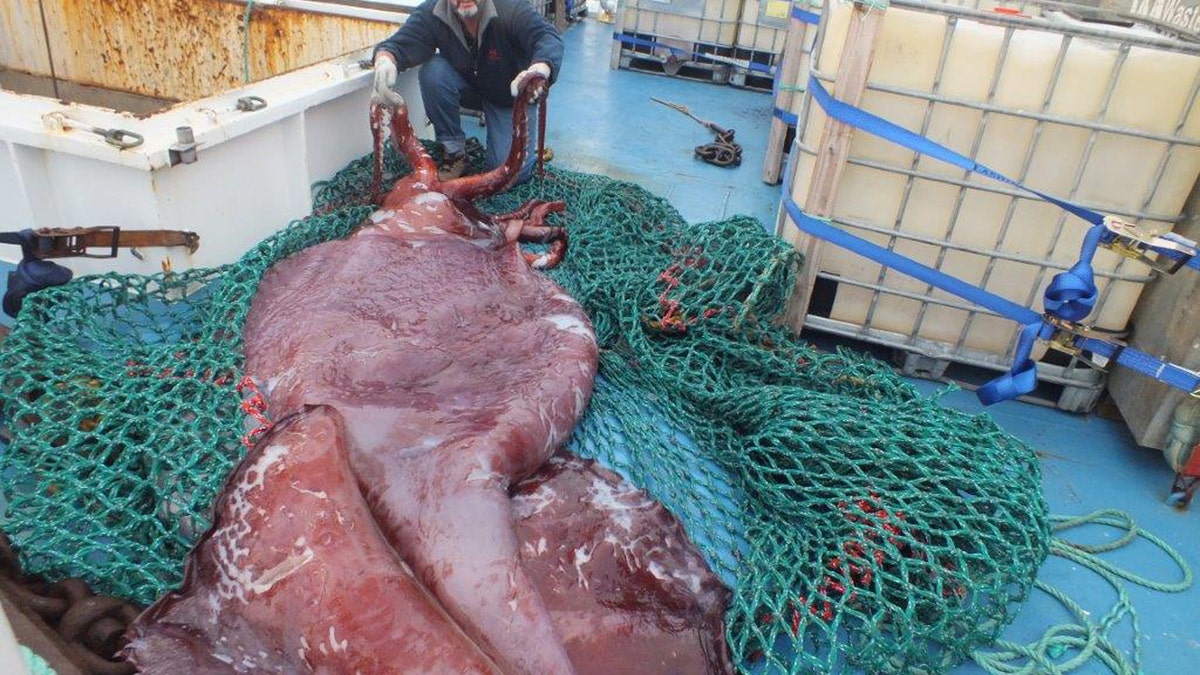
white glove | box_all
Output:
[372,52,405,107]
[510,62,552,100]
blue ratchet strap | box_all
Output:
[773,71,801,126]
[784,77,1200,403]
[782,202,1200,403]
[808,76,1200,269]
[613,33,776,76]
[613,33,692,59]
[808,77,1104,226]
[792,6,821,24]
[771,63,799,126]
[781,200,1050,402]
[774,106,800,126]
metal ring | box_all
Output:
[103,128,144,149]
[236,95,268,112]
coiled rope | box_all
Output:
[973,509,1192,674]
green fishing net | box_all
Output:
[0,144,1049,674]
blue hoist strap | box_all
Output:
[612,32,689,58]
[0,231,27,247]
[808,76,1200,272]
[792,7,822,24]
[782,201,1041,325]
[612,33,775,75]
[782,77,1200,403]
[808,77,1105,226]
[771,70,800,126]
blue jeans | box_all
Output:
[418,55,538,184]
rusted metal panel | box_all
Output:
[248,3,402,85]
[6,0,401,103]
[0,0,52,74]
[0,68,174,114]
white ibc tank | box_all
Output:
[735,0,792,53]
[783,0,1200,369]
[618,0,742,48]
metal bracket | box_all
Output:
[169,126,199,166]
[1102,216,1196,274]
[1167,472,1199,509]
[1042,315,1124,365]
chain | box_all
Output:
[694,129,743,168]
[0,532,140,674]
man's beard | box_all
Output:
[454,3,479,18]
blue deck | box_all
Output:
[543,15,1197,675]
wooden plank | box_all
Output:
[1107,199,1200,449]
[781,2,884,331]
[610,8,626,70]
[761,10,813,184]
[554,0,568,32]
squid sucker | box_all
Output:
[124,75,733,675]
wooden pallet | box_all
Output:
[728,47,779,94]
[728,68,774,93]
[894,350,1107,414]
[617,50,733,86]
[802,321,1108,414]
